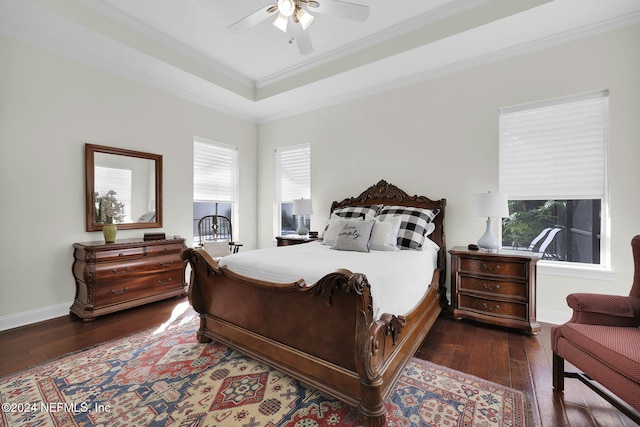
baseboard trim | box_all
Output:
[0,302,71,332]
[537,308,571,326]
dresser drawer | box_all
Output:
[458,295,528,321]
[458,276,527,300]
[145,241,185,256]
[92,246,145,262]
[459,257,528,279]
[94,254,182,280]
[94,270,185,306]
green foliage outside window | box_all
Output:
[502,200,565,248]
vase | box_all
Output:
[103,223,117,244]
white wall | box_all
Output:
[2,22,638,329]
[0,35,258,328]
[257,24,640,323]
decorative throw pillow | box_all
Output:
[376,206,440,250]
[331,219,375,252]
[332,204,382,219]
[203,241,230,258]
[369,216,402,251]
[322,214,364,246]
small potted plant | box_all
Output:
[95,190,125,243]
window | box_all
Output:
[499,90,608,265]
[275,143,310,235]
[94,165,132,223]
[193,138,238,244]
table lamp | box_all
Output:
[472,191,509,251]
[292,198,313,235]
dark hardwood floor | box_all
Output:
[0,297,636,426]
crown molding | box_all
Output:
[78,0,256,89]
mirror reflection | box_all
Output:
[86,144,162,231]
[94,153,156,223]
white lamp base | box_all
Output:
[296,216,309,235]
[478,217,500,251]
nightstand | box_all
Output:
[449,246,541,335]
[276,235,319,247]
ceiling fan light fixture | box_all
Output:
[273,13,288,32]
[296,7,314,30]
[277,0,296,17]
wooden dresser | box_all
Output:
[71,238,187,322]
[449,246,540,335]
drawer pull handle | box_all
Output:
[482,283,500,291]
[482,303,500,312]
[158,278,173,285]
[481,263,500,272]
[111,267,130,274]
[160,261,174,267]
[111,287,129,295]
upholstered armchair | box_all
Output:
[551,235,640,423]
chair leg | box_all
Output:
[553,352,565,391]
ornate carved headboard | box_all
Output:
[330,180,447,296]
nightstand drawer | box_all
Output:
[458,295,528,321]
[458,276,527,300]
[459,258,527,279]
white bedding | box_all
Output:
[219,241,439,320]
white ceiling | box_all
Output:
[2,0,640,123]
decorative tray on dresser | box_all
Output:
[71,237,187,322]
[449,246,541,335]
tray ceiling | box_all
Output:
[2,0,639,122]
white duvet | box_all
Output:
[219,241,439,320]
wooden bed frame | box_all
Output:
[181,180,447,426]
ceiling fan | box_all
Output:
[228,0,369,55]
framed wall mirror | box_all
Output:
[85,143,163,231]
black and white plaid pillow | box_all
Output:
[332,204,382,219]
[376,206,439,250]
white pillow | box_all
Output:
[331,219,375,253]
[369,216,402,251]
[322,214,363,246]
[203,241,230,258]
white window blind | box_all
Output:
[94,166,132,222]
[275,143,310,202]
[193,139,238,202]
[499,91,607,200]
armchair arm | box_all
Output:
[566,293,640,326]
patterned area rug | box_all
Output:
[0,313,533,427]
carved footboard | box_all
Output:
[182,247,442,427]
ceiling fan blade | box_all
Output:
[311,0,369,22]
[293,26,314,55]
[228,5,276,34]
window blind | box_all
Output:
[499,91,607,200]
[193,139,238,202]
[94,166,132,222]
[275,143,310,202]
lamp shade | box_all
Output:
[471,192,509,218]
[292,198,313,215]
[296,7,314,30]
